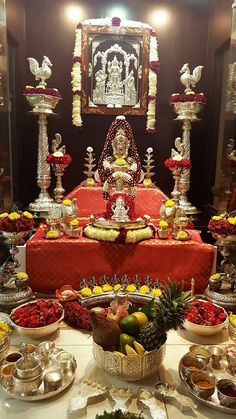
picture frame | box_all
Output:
[81,24,150,116]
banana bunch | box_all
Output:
[115,341,145,357]
[0,321,11,338]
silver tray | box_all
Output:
[78,291,154,308]
[1,346,76,401]
[179,353,236,414]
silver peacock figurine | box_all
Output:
[27,56,52,86]
[180,63,203,93]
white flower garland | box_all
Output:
[147,34,158,133]
[72,26,82,127]
[72,18,159,132]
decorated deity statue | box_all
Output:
[84,116,154,244]
[98,115,141,200]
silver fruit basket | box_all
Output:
[93,342,166,381]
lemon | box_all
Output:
[133,341,145,355]
[125,344,137,355]
[120,315,140,336]
[120,333,135,346]
[132,312,148,326]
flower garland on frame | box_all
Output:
[72,23,82,127]
[71,18,159,132]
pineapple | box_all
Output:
[137,281,191,351]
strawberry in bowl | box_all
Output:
[9,299,64,338]
[183,299,228,336]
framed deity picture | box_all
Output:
[81,24,150,116]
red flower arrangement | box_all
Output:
[185,299,227,326]
[208,215,236,237]
[111,16,121,26]
[0,211,34,233]
[170,93,206,104]
[10,300,63,328]
[23,87,61,98]
[103,193,137,221]
[46,154,72,165]
[64,302,91,331]
[165,158,191,169]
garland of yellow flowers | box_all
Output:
[71,18,159,132]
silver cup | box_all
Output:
[190,370,216,399]
[217,378,236,407]
[12,367,43,396]
[189,345,211,365]
[209,346,224,369]
[56,351,75,373]
[180,354,206,381]
[15,356,42,379]
[0,364,14,389]
[44,370,62,393]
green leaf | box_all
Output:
[140,298,155,319]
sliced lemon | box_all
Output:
[125,344,137,355]
[134,341,145,355]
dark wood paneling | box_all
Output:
[6,0,233,208]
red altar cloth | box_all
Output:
[66,184,168,219]
[26,227,214,294]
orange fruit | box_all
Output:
[132,312,148,326]
[120,315,140,336]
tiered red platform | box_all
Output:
[26,184,214,294]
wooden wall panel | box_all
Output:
[5,0,233,209]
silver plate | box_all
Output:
[179,354,236,414]
[1,347,76,401]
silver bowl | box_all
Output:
[217,378,236,407]
[9,300,64,339]
[179,353,206,381]
[93,341,166,381]
[189,345,211,364]
[15,356,42,379]
[12,366,43,396]
[190,370,216,399]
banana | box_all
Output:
[0,322,10,334]
[134,341,145,355]
[125,344,137,355]
[114,351,126,358]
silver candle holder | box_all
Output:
[25,56,61,216]
[170,63,205,215]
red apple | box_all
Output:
[107,305,129,323]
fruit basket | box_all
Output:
[93,341,166,381]
[0,321,11,363]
